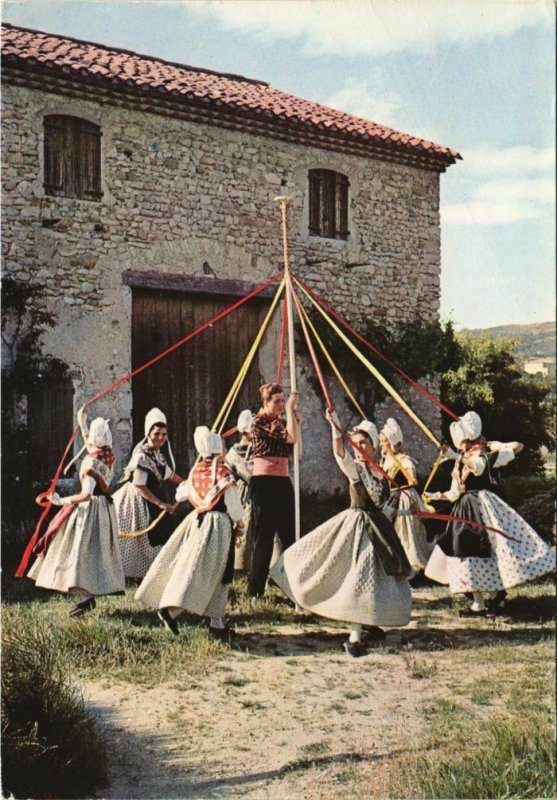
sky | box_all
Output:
[2,0,555,330]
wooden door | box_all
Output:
[131,288,269,472]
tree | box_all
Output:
[442,334,554,474]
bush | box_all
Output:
[1,608,108,799]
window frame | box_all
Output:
[308,168,349,240]
[43,114,102,201]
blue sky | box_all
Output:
[2,0,555,329]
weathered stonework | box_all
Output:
[2,80,445,492]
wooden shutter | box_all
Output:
[44,115,71,195]
[336,172,349,239]
[78,119,102,198]
[308,170,323,236]
[43,115,101,200]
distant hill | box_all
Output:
[460,321,556,361]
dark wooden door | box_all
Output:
[131,288,269,473]
[27,375,75,481]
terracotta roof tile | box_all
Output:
[1,23,461,165]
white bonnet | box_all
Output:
[88,418,112,448]
[144,407,167,437]
[450,411,482,449]
[352,419,379,450]
[237,409,255,435]
[381,417,403,447]
[194,426,224,458]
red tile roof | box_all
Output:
[1,23,460,168]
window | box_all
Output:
[308,169,349,239]
[44,115,102,200]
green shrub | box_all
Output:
[1,609,108,799]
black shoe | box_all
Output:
[343,640,365,658]
[486,590,507,611]
[69,597,96,617]
[158,608,179,635]
[209,626,232,643]
[362,625,386,642]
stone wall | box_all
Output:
[1,81,444,492]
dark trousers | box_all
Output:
[248,476,295,597]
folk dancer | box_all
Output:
[113,408,183,579]
[271,411,412,657]
[135,427,244,638]
[28,417,125,616]
[248,383,302,606]
[424,411,555,615]
[379,417,433,574]
[225,409,255,571]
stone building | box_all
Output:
[1,23,460,493]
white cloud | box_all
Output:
[321,77,444,143]
[324,80,403,127]
[188,0,553,56]
[442,176,554,226]
[461,144,555,175]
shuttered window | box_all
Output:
[308,169,349,239]
[44,115,102,200]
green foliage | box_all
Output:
[303,307,554,474]
[303,308,462,411]
[443,334,554,473]
[1,279,69,560]
[1,608,108,799]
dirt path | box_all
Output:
[84,588,554,799]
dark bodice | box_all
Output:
[348,479,412,577]
[349,481,378,512]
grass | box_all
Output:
[1,611,108,799]
[403,654,438,679]
[2,563,554,798]
[394,715,555,799]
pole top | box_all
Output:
[273,195,293,205]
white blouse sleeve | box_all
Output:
[491,442,514,469]
[175,478,191,503]
[444,478,463,503]
[132,468,149,487]
[164,464,174,481]
[466,454,486,476]
[334,448,360,483]
[81,475,97,494]
[224,484,245,523]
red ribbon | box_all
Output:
[296,275,460,420]
[16,271,283,577]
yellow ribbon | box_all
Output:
[118,509,167,538]
[211,277,286,437]
[294,292,366,418]
[294,276,441,448]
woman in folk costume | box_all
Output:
[135,427,244,638]
[248,383,302,605]
[424,411,555,615]
[225,409,255,571]
[114,408,183,580]
[379,417,433,574]
[28,417,125,616]
[271,411,412,658]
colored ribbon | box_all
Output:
[16,271,283,576]
[294,275,459,420]
[295,277,442,448]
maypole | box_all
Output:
[275,195,301,544]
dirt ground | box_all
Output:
[84,587,554,799]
